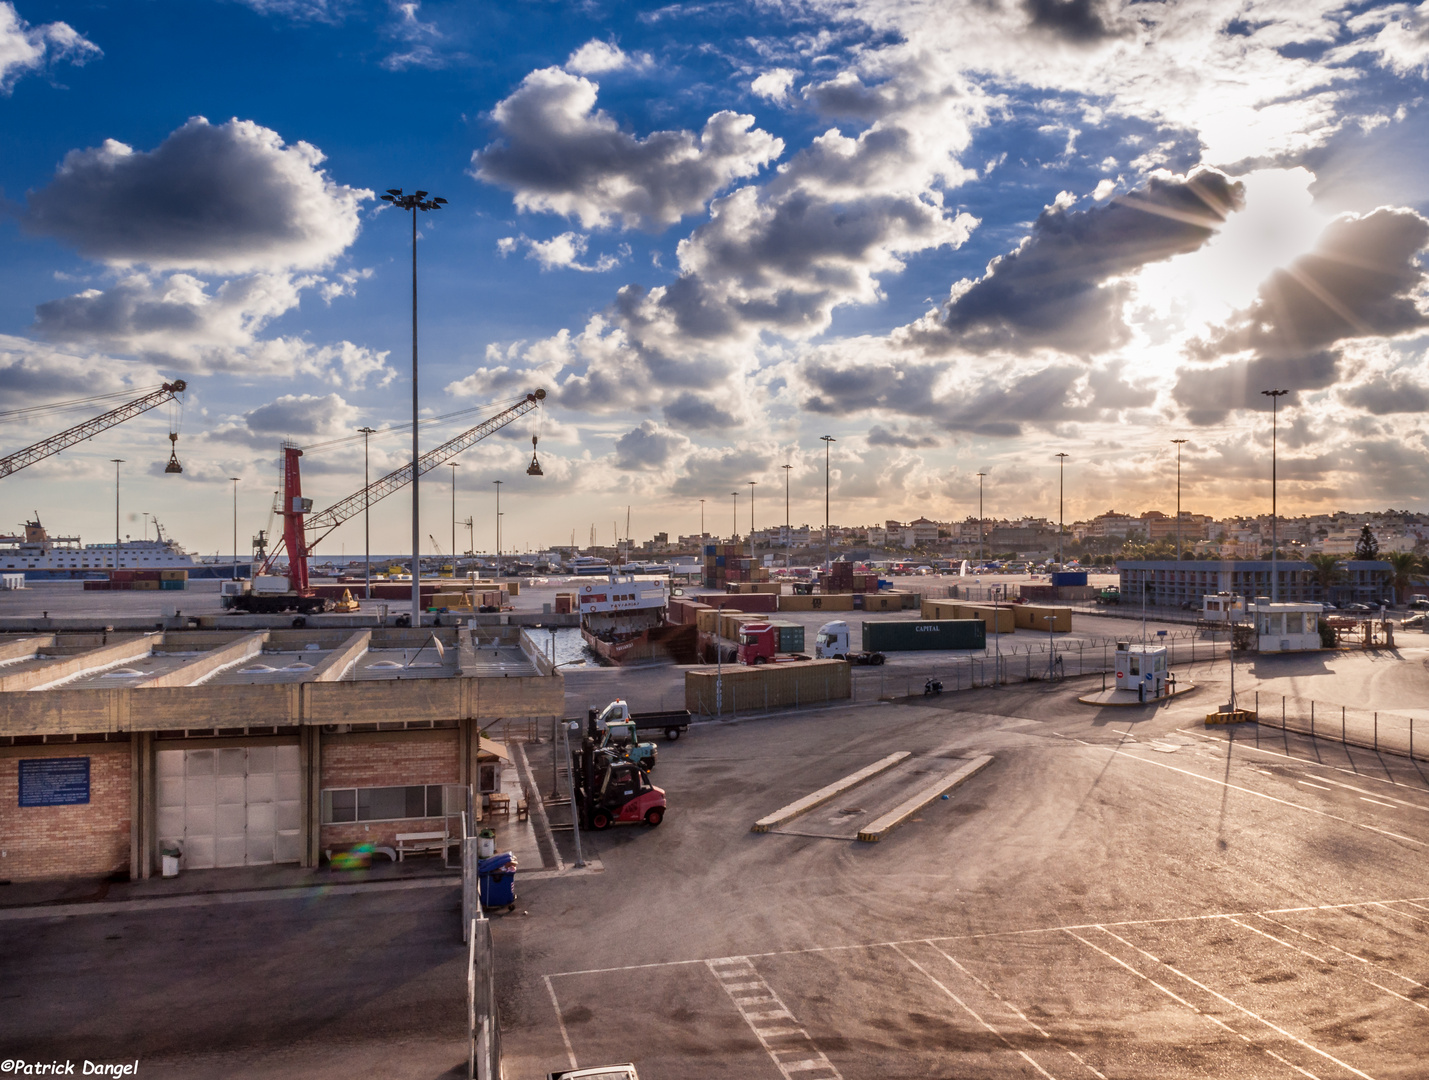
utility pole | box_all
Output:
[1261,389,1288,602]
[699,498,705,538]
[731,491,738,541]
[110,459,124,568]
[821,435,836,571]
[381,187,446,626]
[1055,452,1069,567]
[782,463,793,568]
[976,471,986,566]
[1171,439,1187,565]
[358,426,375,600]
[748,480,756,566]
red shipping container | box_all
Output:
[111,570,135,582]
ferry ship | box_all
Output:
[566,555,612,575]
[0,517,241,580]
[577,572,694,664]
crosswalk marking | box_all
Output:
[707,956,844,1080]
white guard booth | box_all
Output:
[1254,601,1322,652]
[1201,593,1245,622]
[1114,641,1168,697]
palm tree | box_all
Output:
[1385,551,1419,604]
[1306,553,1344,602]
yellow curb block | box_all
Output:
[1206,709,1257,725]
[752,751,911,833]
[857,755,994,842]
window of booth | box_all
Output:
[321,783,448,823]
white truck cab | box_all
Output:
[814,621,851,659]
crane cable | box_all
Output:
[0,384,169,425]
[296,395,530,455]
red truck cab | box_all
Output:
[738,623,778,664]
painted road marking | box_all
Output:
[543,975,579,1074]
[1361,796,1397,808]
[1298,780,1333,790]
[1223,916,1429,1013]
[545,895,1429,978]
[1093,925,1378,1080]
[1070,736,1425,846]
[1181,728,1429,793]
[707,957,843,1080]
[1255,913,1429,992]
[891,943,1060,1080]
[924,941,1107,1079]
[857,754,994,841]
[752,751,911,832]
[1062,929,1324,1080]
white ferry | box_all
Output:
[566,555,613,576]
[0,517,240,580]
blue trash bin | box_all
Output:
[478,851,517,909]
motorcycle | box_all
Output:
[923,678,943,696]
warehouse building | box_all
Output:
[0,625,561,882]
[1117,560,1392,609]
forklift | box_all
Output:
[575,716,667,830]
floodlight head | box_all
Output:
[386,188,403,196]
[434,197,447,204]
[415,190,428,198]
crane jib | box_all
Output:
[303,392,543,544]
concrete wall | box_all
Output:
[0,742,132,882]
[319,728,460,854]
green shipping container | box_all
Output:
[160,579,186,590]
[861,619,985,652]
[767,621,805,652]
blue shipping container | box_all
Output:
[1051,571,1087,586]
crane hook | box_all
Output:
[526,434,543,477]
[164,431,183,474]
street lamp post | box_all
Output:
[110,459,124,569]
[1055,453,1069,567]
[748,480,756,566]
[1171,439,1188,565]
[1261,389,1288,602]
[493,480,503,577]
[976,471,986,567]
[821,435,836,571]
[449,463,459,577]
[699,498,705,538]
[380,187,447,626]
[731,492,738,541]
[229,477,240,580]
[782,463,792,568]
[358,426,375,599]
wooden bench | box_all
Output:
[395,830,454,862]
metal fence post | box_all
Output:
[1311,700,1314,739]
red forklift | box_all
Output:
[576,717,667,829]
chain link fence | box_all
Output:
[1247,691,1426,762]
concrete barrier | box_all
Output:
[858,755,994,841]
[752,752,910,832]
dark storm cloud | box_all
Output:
[471,67,782,232]
[1023,0,1118,42]
[1173,351,1340,426]
[919,168,1244,355]
[613,420,689,470]
[244,393,356,436]
[21,117,367,274]
[1192,207,1429,360]
[662,391,741,431]
[868,425,940,448]
[1340,371,1429,415]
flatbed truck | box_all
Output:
[586,699,693,741]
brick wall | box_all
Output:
[0,744,131,882]
[320,730,459,855]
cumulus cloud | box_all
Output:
[0,334,161,407]
[867,425,940,448]
[913,168,1244,355]
[565,40,631,75]
[244,392,359,436]
[1340,368,1429,414]
[1192,207,1429,361]
[22,116,370,274]
[0,2,98,93]
[497,232,624,272]
[613,420,691,470]
[1022,0,1123,43]
[471,67,782,231]
[751,68,797,101]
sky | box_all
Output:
[1,0,1428,559]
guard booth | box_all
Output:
[1114,641,1168,698]
[1253,600,1322,652]
[1201,593,1245,623]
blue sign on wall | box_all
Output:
[18,757,91,807]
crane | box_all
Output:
[228,390,546,613]
[0,380,188,480]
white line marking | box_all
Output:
[1180,728,1429,792]
[1095,925,1378,1080]
[1061,929,1323,1080]
[543,974,578,1074]
[890,943,1060,1080]
[546,895,1429,978]
[706,957,843,1080]
[1223,917,1428,1013]
[1374,902,1429,927]
[1253,914,1429,991]
[1298,780,1333,791]
[1361,797,1397,808]
[1070,736,1425,846]
[924,941,1108,1079]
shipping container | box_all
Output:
[685,658,850,714]
[862,619,986,652]
[956,604,1015,634]
[1051,571,1088,587]
[159,569,188,581]
[766,621,805,652]
[160,579,185,591]
[777,592,857,612]
[1012,604,1072,632]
